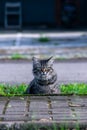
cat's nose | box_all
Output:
[41,71,46,75]
[41,69,46,74]
[41,68,45,72]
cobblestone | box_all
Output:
[0,96,87,129]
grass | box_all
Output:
[11,53,27,60]
[0,83,87,96]
[60,83,87,95]
[38,36,50,42]
[0,83,28,96]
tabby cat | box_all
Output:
[25,56,58,94]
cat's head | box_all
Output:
[32,56,55,80]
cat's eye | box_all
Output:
[37,68,41,71]
[48,67,53,72]
[48,67,51,70]
[47,67,52,71]
[47,68,50,71]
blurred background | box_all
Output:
[0,0,87,59]
[0,0,86,29]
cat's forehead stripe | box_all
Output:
[33,59,52,68]
[40,60,48,66]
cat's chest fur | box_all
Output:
[29,77,58,94]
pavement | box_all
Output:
[0,95,87,129]
[0,60,87,85]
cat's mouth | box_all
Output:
[40,76,47,80]
[35,73,51,81]
[37,79,49,85]
[35,74,47,81]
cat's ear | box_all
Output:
[32,57,39,64]
[48,56,54,66]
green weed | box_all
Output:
[0,83,28,96]
[0,83,87,96]
[60,83,87,95]
[11,53,27,60]
[38,36,50,42]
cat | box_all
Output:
[25,56,58,94]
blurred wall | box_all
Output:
[79,0,87,27]
[0,0,56,28]
[22,0,55,26]
[0,0,87,29]
[0,0,4,27]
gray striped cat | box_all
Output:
[25,56,58,94]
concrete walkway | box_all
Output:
[0,60,87,85]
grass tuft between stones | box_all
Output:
[0,83,87,96]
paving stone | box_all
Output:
[8,100,26,107]
[0,95,87,128]
[0,106,4,114]
[51,101,69,108]
[29,114,50,121]
[29,101,48,110]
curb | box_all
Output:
[0,46,87,60]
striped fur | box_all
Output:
[25,57,58,94]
